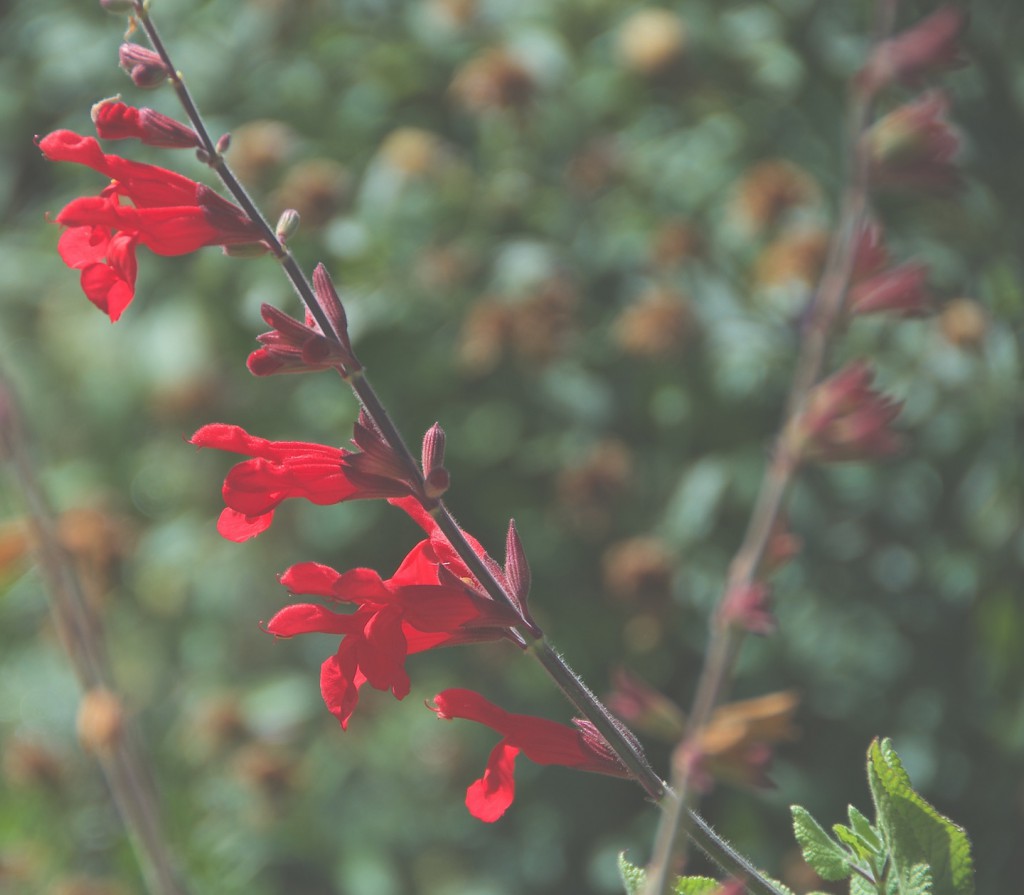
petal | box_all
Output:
[398,585,482,632]
[320,643,365,730]
[390,539,442,586]
[280,561,343,596]
[79,261,135,322]
[358,608,410,697]
[265,603,358,638]
[216,507,273,542]
[465,741,519,823]
[58,224,110,269]
[38,130,200,206]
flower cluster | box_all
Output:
[189,415,632,818]
[39,101,262,321]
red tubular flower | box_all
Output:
[863,91,961,193]
[189,423,374,541]
[92,99,201,150]
[849,262,931,317]
[858,7,968,96]
[38,129,262,320]
[430,689,630,822]
[266,544,521,729]
[846,220,931,318]
[789,361,904,463]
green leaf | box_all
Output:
[618,853,646,895]
[866,738,975,895]
[849,805,884,853]
[833,823,881,866]
[791,805,853,881]
[851,875,879,895]
[672,876,722,895]
[899,863,934,895]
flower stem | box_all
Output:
[642,3,899,892]
[130,6,786,889]
[0,372,190,895]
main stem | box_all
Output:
[132,6,785,889]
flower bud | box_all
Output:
[421,423,449,499]
[859,7,968,96]
[863,91,961,192]
[848,261,932,317]
[118,43,170,89]
[718,581,775,635]
[275,208,301,244]
[790,361,903,463]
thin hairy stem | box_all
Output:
[643,3,900,892]
[0,372,190,895]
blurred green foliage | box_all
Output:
[1,0,1022,893]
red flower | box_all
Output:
[859,7,968,96]
[789,361,903,463]
[429,688,630,822]
[39,129,262,320]
[862,91,961,193]
[189,423,370,541]
[266,545,520,729]
[92,99,201,150]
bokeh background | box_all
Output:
[1,0,1022,893]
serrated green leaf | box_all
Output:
[849,805,884,853]
[672,875,721,895]
[867,738,975,895]
[899,862,933,895]
[618,853,646,895]
[833,823,877,864]
[791,805,853,881]
[851,874,879,895]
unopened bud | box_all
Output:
[77,688,124,756]
[216,132,232,155]
[275,209,301,244]
[719,581,775,635]
[859,7,968,96]
[791,361,903,463]
[421,423,449,499]
[118,43,170,89]
[849,262,932,317]
[863,90,961,193]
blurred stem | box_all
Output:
[127,4,792,887]
[0,372,190,895]
[643,3,900,892]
